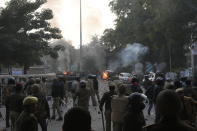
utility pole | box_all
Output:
[79,0,82,72]
[191,43,197,86]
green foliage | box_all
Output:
[0,0,62,69]
[102,0,197,70]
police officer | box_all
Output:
[6,83,25,130]
[93,76,100,103]
[5,77,16,128]
[31,84,50,131]
[24,77,35,95]
[35,78,46,96]
[15,96,38,131]
[51,78,65,120]
[111,85,129,131]
[99,84,116,131]
[75,80,90,111]
[87,75,97,106]
[71,77,80,106]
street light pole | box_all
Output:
[191,43,197,86]
[79,0,82,72]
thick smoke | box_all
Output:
[43,39,77,72]
[109,43,149,71]
[43,37,106,73]
[81,36,106,72]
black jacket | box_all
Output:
[100,91,116,111]
[144,118,197,131]
[51,80,65,98]
[123,103,145,131]
[123,111,145,131]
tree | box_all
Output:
[102,0,197,71]
[0,0,62,73]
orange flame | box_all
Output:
[102,72,108,80]
[63,71,68,75]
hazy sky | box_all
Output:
[0,0,116,48]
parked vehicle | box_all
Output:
[119,72,132,83]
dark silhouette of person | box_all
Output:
[62,107,92,131]
[123,92,145,131]
[144,90,197,131]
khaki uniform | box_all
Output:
[180,96,197,126]
[87,79,97,106]
[111,95,128,131]
[71,80,80,106]
[33,92,50,131]
[76,88,90,111]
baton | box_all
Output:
[101,110,106,131]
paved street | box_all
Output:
[0,80,155,131]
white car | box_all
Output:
[119,72,132,82]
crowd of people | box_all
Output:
[0,73,197,131]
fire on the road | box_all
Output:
[102,71,108,80]
[63,71,68,75]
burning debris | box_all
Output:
[102,71,108,80]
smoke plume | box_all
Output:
[109,43,149,71]
[82,36,106,72]
[43,39,77,72]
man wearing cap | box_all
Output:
[31,84,50,131]
[74,80,90,111]
[15,96,38,131]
